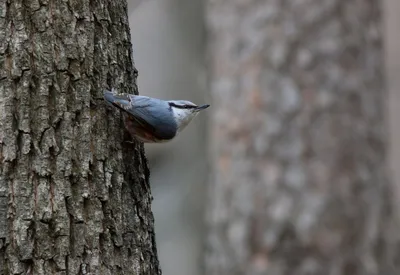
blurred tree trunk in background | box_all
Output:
[0,0,160,274]
[385,0,400,219]
[205,1,397,274]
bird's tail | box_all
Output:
[103,90,131,112]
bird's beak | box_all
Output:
[194,104,210,112]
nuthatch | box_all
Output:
[104,89,210,143]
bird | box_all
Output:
[104,89,210,143]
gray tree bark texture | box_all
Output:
[0,0,160,274]
[205,1,397,275]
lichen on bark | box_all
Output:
[0,0,160,274]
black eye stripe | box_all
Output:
[169,102,196,109]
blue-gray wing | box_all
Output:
[128,96,177,140]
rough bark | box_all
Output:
[205,1,396,274]
[0,0,160,274]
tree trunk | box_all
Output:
[205,1,396,274]
[0,0,160,274]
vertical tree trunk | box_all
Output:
[205,1,395,274]
[0,0,160,274]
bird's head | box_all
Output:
[168,100,210,132]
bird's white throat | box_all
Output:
[172,108,198,132]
